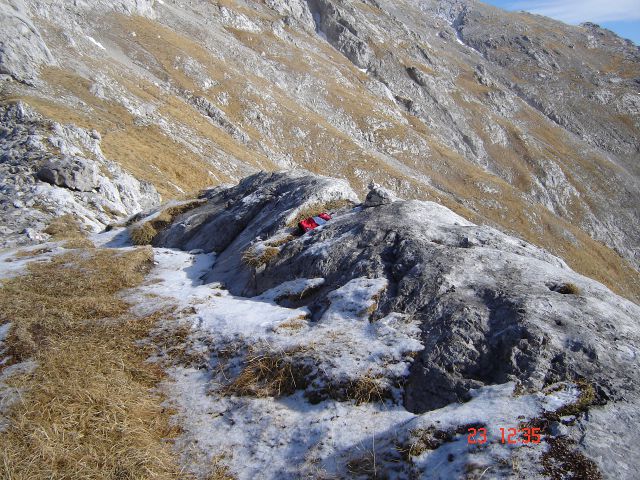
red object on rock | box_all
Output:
[298,212,331,233]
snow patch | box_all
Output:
[85,35,106,51]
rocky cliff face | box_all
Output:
[147,170,640,478]
[1,0,638,302]
[0,101,159,246]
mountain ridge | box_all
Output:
[1,0,639,304]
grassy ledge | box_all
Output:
[0,245,230,479]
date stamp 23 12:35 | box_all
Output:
[467,427,542,445]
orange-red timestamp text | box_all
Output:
[467,427,542,445]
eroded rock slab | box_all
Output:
[154,170,640,476]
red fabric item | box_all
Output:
[298,212,332,233]
[299,217,319,232]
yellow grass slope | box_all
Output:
[0,241,231,479]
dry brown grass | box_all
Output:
[0,247,230,479]
[11,247,53,259]
[346,450,379,478]
[151,320,210,369]
[265,234,296,248]
[555,380,596,417]
[396,427,453,459]
[129,200,205,246]
[130,221,159,246]
[241,246,280,268]
[551,282,581,295]
[275,317,308,331]
[346,374,389,405]
[43,214,95,249]
[220,345,309,398]
[542,437,602,480]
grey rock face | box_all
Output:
[0,0,55,84]
[157,171,639,403]
[449,1,640,164]
[154,171,640,475]
[37,156,99,192]
[363,182,399,207]
[265,0,315,30]
[189,95,249,144]
[153,170,359,292]
[307,0,374,68]
[0,102,160,246]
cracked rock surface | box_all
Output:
[154,170,640,478]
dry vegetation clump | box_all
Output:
[220,345,310,398]
[43,214,95,249]
[554,380,596,417]
[346,374,390,405]
[275,317,308,331]
[265,234,296,247]
[242,245,280,268]
[287,199,355,227]
[11,247,52,258]
[553,282,581,295]
[542,437,603,480]
[130,220,159,246]
[396,423,485,462]
[517,381,602,480]
[130,200,205,246]
[346,450,379,478]
[151,320,210,369]
[0,247,229,479]
[396,427,456,460]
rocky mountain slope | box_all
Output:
[0,0,639,303]
[120,170,639,478]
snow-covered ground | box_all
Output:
[111,233,581,479]
[0,222,587,478]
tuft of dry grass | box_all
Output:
[265,234,296,248]
[275,317,308,331]
[287,199,355,227]
[0,246,228,479]
[542,437,602,480]
[242,246,280,268]
[220,345,309,398]
[346,450,379,478]
[346,374,389,405]
[151,319,211,369]
[43,214,95,249]
[12,247,52,259]
[396,427,454,459]
[553,282,581,295]
[130,221,159,246]
[129,200,205,246]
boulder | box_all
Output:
[37,156,99,192]
[153,170,359,293]
[363,182,399,207]
[154,170,640,444]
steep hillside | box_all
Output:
[0,0,639,305]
